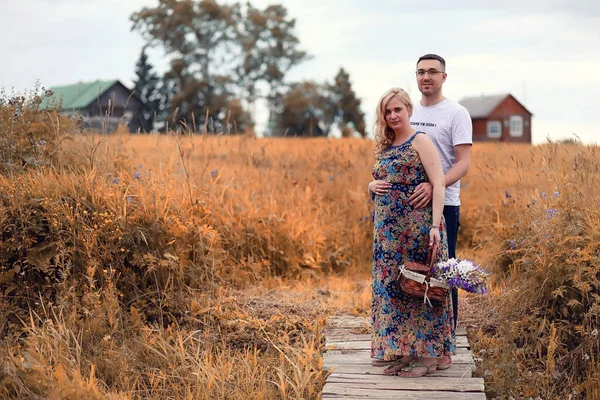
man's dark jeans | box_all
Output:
[443,205,460,329]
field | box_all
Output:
[0,104,599,399]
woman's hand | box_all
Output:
[429,227,441,248]
[368,180,392,196]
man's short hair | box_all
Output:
[417,54,446,71]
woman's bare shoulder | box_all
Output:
[412,132,434,148]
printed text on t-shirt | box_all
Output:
[410,122,437,127]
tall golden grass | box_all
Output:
[459,141,600,399]
[0,91,598,399]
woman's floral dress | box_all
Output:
[371,131,456,361]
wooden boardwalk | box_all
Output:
[321,315,485,399]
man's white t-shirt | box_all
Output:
[410,99,472,206]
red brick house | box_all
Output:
[459,94,533,143]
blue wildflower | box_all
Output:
[505,190,511,198]
[126,196,131,203]
[133,170,141,179]
[329,175,335,181]
[113,177,119,185]
[210,169,218,178]
[542,192,547,198]
[554,191,559,197]
[546,208,558,219]
[39,140,46,146]
[508,240,517,249]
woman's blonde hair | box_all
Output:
[373,88,413,153]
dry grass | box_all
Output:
[459,142,600,399]
[0,92,599,399]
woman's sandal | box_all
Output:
[396,360,437,378]
[437,355,452,370]
[382,356,415,375]
[436,361,451,370]
[371,357,400,367]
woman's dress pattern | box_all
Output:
[371,132,456,360]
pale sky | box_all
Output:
[2,0,599,144]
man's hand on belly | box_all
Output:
[409,182,433,209]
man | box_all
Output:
[408,54,473,333]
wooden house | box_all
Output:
[41,80,146,133]
[459,93,533,143]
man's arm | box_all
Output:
[410,106,472,209]
[409,144,471,208]
[443,144,471,187]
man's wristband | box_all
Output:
[430,226,440,230]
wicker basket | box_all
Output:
[398,244,449,306]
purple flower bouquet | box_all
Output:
[432,258,490,295]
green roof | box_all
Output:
[41,79,119,110]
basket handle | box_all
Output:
[424,243,439,281]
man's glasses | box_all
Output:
[416,69,444,76]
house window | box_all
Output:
[487,121,501,138]
[510,115,523,137]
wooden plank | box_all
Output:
[322,387,486,399]
[326,329,467,342]
[326,333,373,342]
[327,328,468,338]
[326,326,468,336]
[326,320,467,332]
[327,363,474,378]
[324,374,484,392]
[326,337,469,349]
[324,347,471,356]
[323,352,474,370]
[321,315,484,397]
[327,316,370,330]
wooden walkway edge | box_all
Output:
[321,315,485,399]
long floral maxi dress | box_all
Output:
[371,131,456,361]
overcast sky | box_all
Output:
[2,0,599,143]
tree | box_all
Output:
[131,0,308,133]
[131,0,240,129]
[262,5,310,136]
[275,81,334,136]
[231,2,265,128]
[232,3,310,130]
[133,46,161,132]
[272,68,367,138]
[260,5,309,97]
[328,67,366,137]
